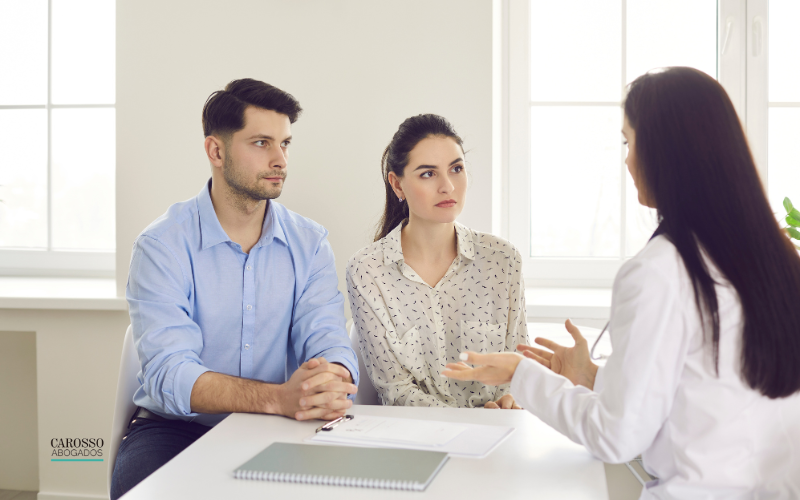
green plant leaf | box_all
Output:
[785,197,795,213]
[788,227,800,241]
[787,216,800,228]
[792,209,800,222]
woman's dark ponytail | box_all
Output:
[376,146,411,241]
[375,114,463,241]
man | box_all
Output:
[111,79,358,499]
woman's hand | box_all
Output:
[484,394,522,409]
[442,352,525,386]
[516,319,599,390]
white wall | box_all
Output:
[115,0,496,308]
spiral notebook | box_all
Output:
[233,442,449,491]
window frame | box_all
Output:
[0,0,115,278]
[504,0,769,288]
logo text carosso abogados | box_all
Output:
[50,438,104,457]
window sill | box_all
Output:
[0,277,127,311]
[0,282,609,316]
[526,287,611,320]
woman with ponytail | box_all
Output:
[443,67,800,498]
[346,114,529,408]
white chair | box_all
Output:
[349,323,380,405]
[108,325,140,496]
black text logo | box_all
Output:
[50,438,104,458]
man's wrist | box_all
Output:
[261,382,283,416]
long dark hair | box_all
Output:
[374,114,464,241]
[624,67,800,398]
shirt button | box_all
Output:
[246,305,252,310]
[244,344,250,350]
[246,266,252,270]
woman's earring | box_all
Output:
[398,196,404,202]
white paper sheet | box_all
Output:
[307,415,515,459]
[318,415,466,447]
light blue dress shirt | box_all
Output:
[127,180,358,426]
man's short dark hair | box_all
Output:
[201,78,302,138]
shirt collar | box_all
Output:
[382,220,475,265]
[382,222,405,266]
[454,222,475,262]
[197,178,286,251]
[254,199,287,248]
[198,179,231,250]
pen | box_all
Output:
[315,414,354,433]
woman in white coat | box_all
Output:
[443,67,800,498]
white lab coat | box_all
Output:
[511,235,800,499]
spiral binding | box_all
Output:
[234,470,423,491]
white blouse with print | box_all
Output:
[346,222,529,407]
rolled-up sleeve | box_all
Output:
[289,233,359,396]
[127,236,211,417]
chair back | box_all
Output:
[350,324,380,405]
[108,325,140,495]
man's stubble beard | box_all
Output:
[222,153,286,202]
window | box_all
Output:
[767,1,800,218]
[0,0,115,277]
[506,0,787,287]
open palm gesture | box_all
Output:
[517,319,599,390]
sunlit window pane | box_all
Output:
[0,1,47,105]
[51,108,115,250]
[767,108,800,220]
[0,110,48,248]
[530,107,621,257]
[626,0,717,83]
[51,0,115,104]
[769,0,800,102]
[530,0,622,102]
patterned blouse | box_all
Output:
[346,221,529,407]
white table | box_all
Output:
[122,405,608,499]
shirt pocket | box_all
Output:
[385,326,428,381]
[459,320,506,354]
